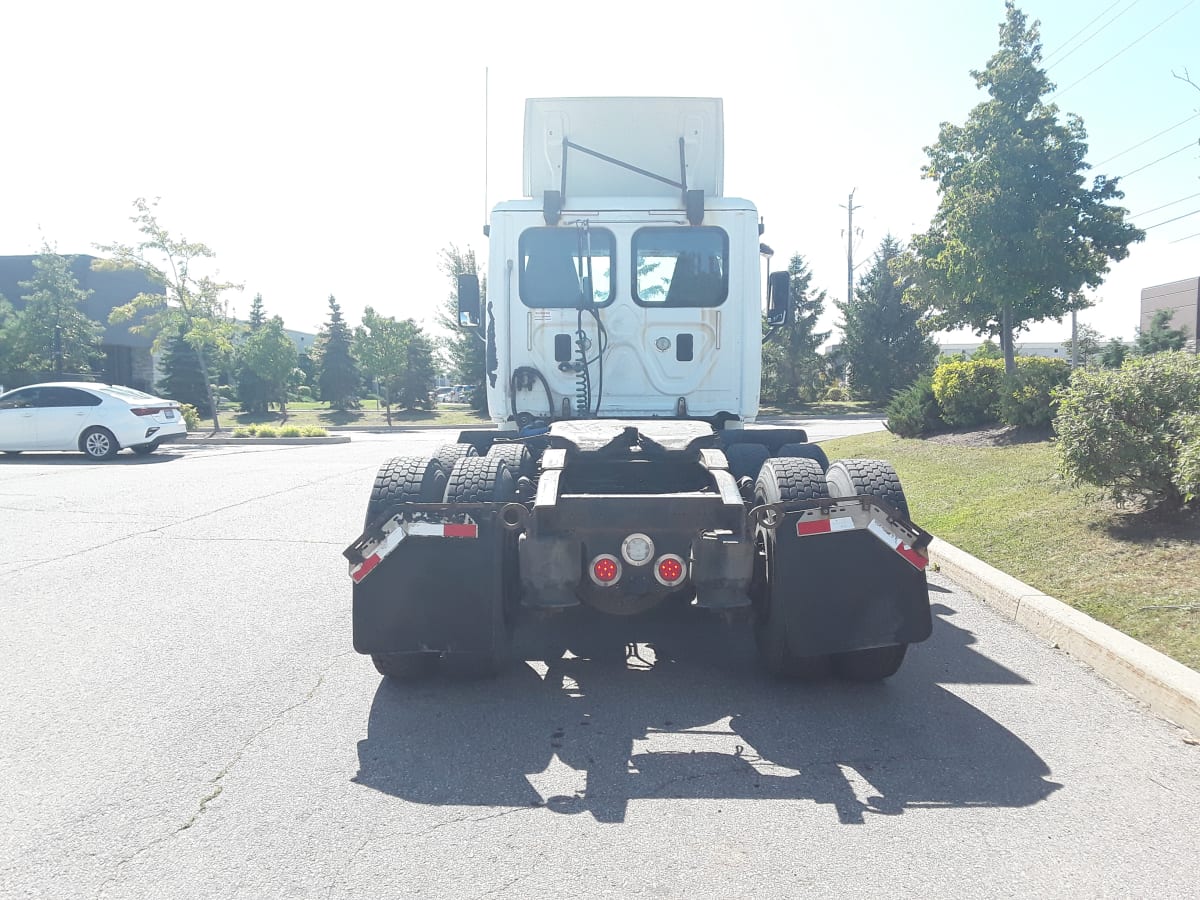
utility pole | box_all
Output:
[840,189,863,306]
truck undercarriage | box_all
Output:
[346,421,932,682]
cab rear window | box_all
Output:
[634,227,728,307]
[519,227,614,308]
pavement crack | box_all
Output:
[102,652,349,885]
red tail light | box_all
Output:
[590,554,621,586]
[655,554,686,587]
[130,407,163,417]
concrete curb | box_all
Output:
[930,538,1200,740]
[185,435,351,446]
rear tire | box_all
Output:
[753,457,830,679]
[831,644,908,681]
[825,458,910,518]
[80,427,118,460]
[371,651,439,682]
[485,442,534,478]
[434,442,477,474]
[825,458,912,680]
[777,442,829,472]
[364,455,448,528]
[442,455,518,677]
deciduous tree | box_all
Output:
[97,198,240,429]
[238,315,297,417]
[355,308,436,425]
[900,3,1143,374]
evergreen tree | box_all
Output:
[1136,309,1189,355]
[247,293,266,329]
[761,253,830,404]
[0,294,17,381]
[11,246,103,378]
[316,294,359,410]
[1100,337,1128,369]
[836,235,937,402]
[436,245,487,412]
[899,3,1143,374]
[235,293,271,413]
[158,327,212,415]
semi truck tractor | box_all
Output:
[345,98,932,682]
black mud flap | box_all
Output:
[769,515,932,656]
[349,504,511,655]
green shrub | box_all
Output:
[999,357,1071,428]
[885,375,944,438]
[931,359,1004,427]
[255,425,279,437]
[180,404,201,431]
[299,425,327,437]
[279,425,302,437]
[822,385,849,402]
[232,427,251,437]
[1174,413,1200,505]
[1055,352,1200,510]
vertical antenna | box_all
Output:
[482,67,490,236]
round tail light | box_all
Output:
[655,554,686,587]
[590,554,622,586]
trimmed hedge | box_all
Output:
[932,359,1004,427]
[999,357,1070,428]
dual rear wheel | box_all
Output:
[365,446,518,682]
[753,456,910,682]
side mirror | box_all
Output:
[457,274,481,329]
[766,270,791,326]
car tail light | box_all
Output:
[589,554,621,587]
[130,407,163,417]
[655,554,686,587]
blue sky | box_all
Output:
[2,0,1197,346]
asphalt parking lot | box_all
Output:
[2,432,1199,899]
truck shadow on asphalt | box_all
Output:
[354,603,1061,824]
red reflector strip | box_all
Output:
[866,520,928,571]
[796,516,854,537]
[350,553,382,584]
[443,523,478,538]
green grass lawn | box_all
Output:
[821,429,1200,672]
[209,402,490,429]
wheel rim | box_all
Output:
[86,432,111,457]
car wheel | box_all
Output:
[131,440,161,456]
[81,427,119,460]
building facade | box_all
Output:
[0,254,163,391]
[1140,277,1199,352]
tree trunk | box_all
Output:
[384,398,393,428]
[194,342,221,432]
[1001,303,1016,375]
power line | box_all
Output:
[1053,0,1197,98]
[1170,230,1200,243]
[1144,208,1200,229]
[1116,140,1199,179]
[1130,191,1200,218]
[1046,0,1138,69]
[1094,112,1200,166]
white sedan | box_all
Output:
[0,382,188,459]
